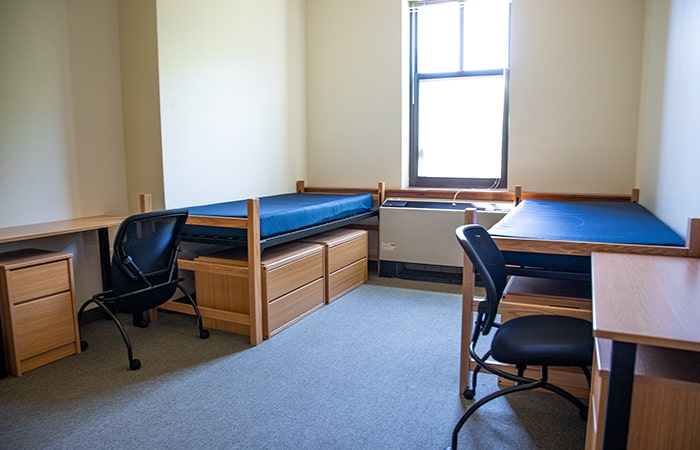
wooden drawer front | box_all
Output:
[267,278,324,336]
[10,260,71,304]
[264,251,323,301]
[500,301,592,323]
[328,258,367,302]
[14,291,76,360]
[586,359,607,449]
[328,234,367,273]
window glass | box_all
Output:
[416,3,461,73]
[410,0,511,189]
[417,76,504,178]
[462,0,510,71]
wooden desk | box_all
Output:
[0,216,125,290]
[591,252,700,449]
[0,216,124,378]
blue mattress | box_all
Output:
[488,199,685,278]
[182,192,374,242]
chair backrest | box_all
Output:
[455,224,508,335]
[110,209,189,312]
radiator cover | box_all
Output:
[379,199,510,279]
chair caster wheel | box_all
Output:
[129,358,141,370]
[80,340,88,351]
[200,329,210,339]
[463,388,475,400]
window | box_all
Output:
[409,0,511,189]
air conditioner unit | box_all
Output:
[378,198,511,282]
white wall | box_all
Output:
[637,0,700,237]
[306,0,406,189]
[0,0,128,227]
[155,0,307,208]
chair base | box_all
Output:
[451,364,589,450]
[77,283,209,371]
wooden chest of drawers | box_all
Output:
[0,249,80,376]
[586,339,700,449]
[303,228,368,303]
[183,242,325,339]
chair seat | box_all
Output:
[491,315,593,367]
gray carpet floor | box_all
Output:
[0,275,586,449]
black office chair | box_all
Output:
[450,224,593,449]
[77,209,209,370]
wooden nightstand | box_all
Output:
[0,249,80,376]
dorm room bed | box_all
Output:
[155,181,385,346]
[489,193,698,280]
[457,186,700,397]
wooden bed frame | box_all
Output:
[149,181,385,346]
[458,186,700,396]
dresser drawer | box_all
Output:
[329,257,367,302]
[262,244,324,301]
[14,291,76,360]
[9,260,71,304]
[0,250,79,376]
[303,228,368,274]
[327,231,367,273]
[266,278,324,336]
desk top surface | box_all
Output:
[0,215,124,244]
[591,252,700,352]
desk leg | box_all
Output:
[97,227,112,291]
[602,341,637,450]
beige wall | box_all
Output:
[306,0,407,189]
[155,0,307,208]
[1,0,698,240]
[305,0,646,194]
[0,0,128,228]
[636,0,700,236]
[0,0,127,300]
[119,0,165,213]
[508,0,645,195]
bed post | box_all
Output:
[140,193,153,214]
[296,180,305,193]
[687,218,700,258]
[459,207,477,396]
[139,194,160,324]
[631,188,640,203]
[247,199,263,345]
[514,185,522,205]
[377,181,386,207]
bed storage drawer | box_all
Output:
[500,276,592,321]
[261,242,324,301]
[328,258,367,302]
[303,228,368,303]
[490,276,593,399]
[266,278,324,337]
[177,242,325,339]
[261,242,325,337]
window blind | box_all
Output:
[408,0,461,7]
